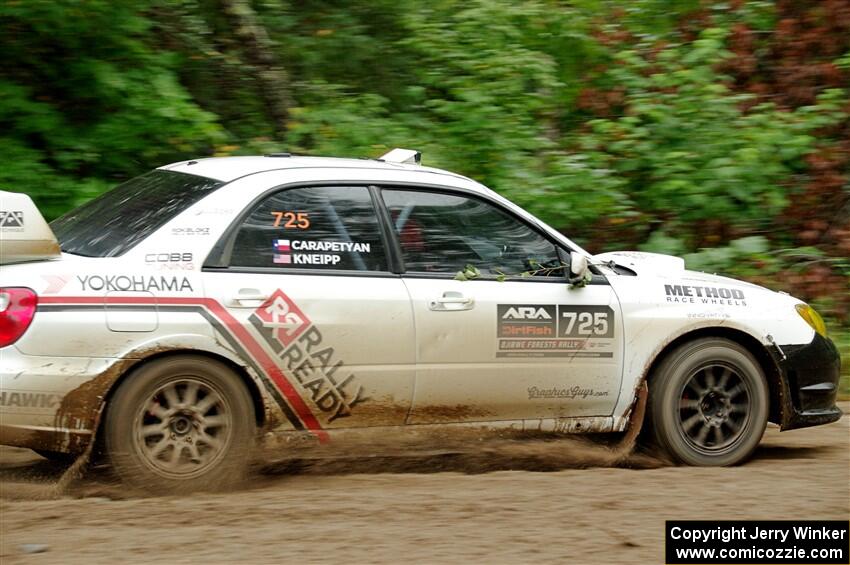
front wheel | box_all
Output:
[647,338,768,466]
[104,356,255,493]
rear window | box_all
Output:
[51,170,223,257]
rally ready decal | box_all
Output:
[38,295,330,443]
[248,290,369,423]
[497,304,615,358]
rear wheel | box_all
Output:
[104,356,255,493]
[647,338,768,466]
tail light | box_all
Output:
[0,287,37,347]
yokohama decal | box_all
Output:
[38,295,329,442]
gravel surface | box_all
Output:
[1,407,847,564]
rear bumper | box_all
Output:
[775,334,843,431]
[0,348,124,453]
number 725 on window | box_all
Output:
[271,211,310,229]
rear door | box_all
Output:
[202,185,415,432]
[378,187,623,424]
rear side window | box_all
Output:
[381,189,562,278]
[228,186,388,272]
[51,170,223,257]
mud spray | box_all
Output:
[2,383,670,500]
[256,383,667,480]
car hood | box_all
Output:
[593,251,768,291]
[594,251,685,273]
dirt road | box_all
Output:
[1,411,848,564]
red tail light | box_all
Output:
[0,287,37,347]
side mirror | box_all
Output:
[567,253,590,287]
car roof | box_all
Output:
[158,154,592,259]
[159,155,475,185]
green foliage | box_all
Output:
[535,29,845,239]
[0,1,848,371]
[0,0,224,219]
[454,264,481,282]
[682,236,776,276]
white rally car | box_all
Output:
[0,149,842,491]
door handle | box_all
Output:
[228,289,269,307]
[437,296,472,304]
[429,292,474,311]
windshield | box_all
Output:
[51,170,223,257]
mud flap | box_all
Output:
[53,403,106,495]
[614,380,648,460]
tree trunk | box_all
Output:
[219,0,291,137]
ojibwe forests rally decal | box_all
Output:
[248,289,369,423]
[496,304,615,358]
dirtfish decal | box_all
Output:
[496,304,615,357]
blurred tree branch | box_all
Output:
[219,0,291,137]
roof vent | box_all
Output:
[378,148,421,165]
[265,152,292,158]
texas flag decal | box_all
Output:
[274,239,291,252]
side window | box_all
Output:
[381,189,562,277]
[230,186,388,271]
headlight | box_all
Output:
[795,304,827,337]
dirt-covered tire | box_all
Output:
[647,338,768,466]
[104,355,255,493]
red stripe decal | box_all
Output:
[40,295,329,443]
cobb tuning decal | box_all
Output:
[497,304,615,358]
[145,253,194,271]
[249,290,369,423]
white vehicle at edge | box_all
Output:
[0,149,842,492]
